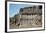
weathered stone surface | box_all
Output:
[10,6,42,29]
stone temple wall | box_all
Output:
[19,15,42,27]
[10,5,42,28]
[18,5,42,28]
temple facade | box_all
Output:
[10,5,42,28]
[16,5,42,28]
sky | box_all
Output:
[9,4,33,17]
